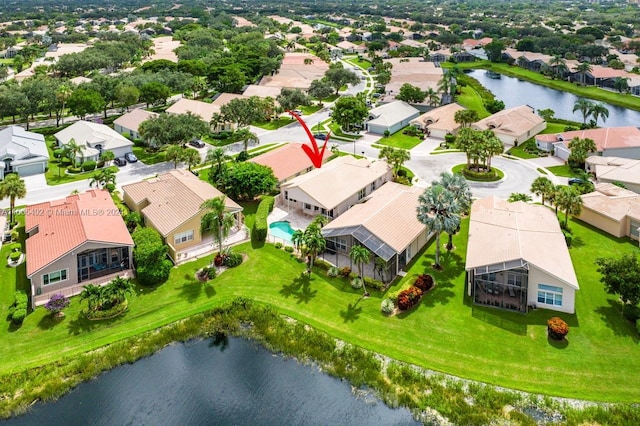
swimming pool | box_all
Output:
[269,221,295,242]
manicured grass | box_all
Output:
[2,215,640,402]
[253,117,295,130]
[456,86,491,119]
[506,140,540,159]
[537,168,548,175]
[132,146,167,165]
[547,164,582,178]
[300,104,322,115]
[452,163,504,181]
[328,122,362,140]
[45,157,119,186]
[376,128,424,150]
[344,57,372,70]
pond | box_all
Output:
[4,337,418,426]
[466,69,640,127]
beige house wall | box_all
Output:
[29,241,133,305]
[164,212,206,261]
[527,265,576,314]
[578,208,626,238]
[123,192,147,215]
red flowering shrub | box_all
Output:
[397,286,423,311]
[414,274,434,292]
[214,254,225,267]
[547,317,569,340]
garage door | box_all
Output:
[16,162,45,177]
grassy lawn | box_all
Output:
[507,122,573,159]
[376,128,424,150]
[456,85,491,119]
[132,146,166,165]
[547,164,582,178]
[328,122,362,140]
[2,215,640,402]
[253,117,295,130]
[344,57,372,70]
[300,104,322,115]
[45,154,119,186]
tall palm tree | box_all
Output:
[108,276,135,305]
[613,77,630,94]
[424,88,440,107]
[436,172,472,251]
[235,128,259,153]
[291,229,305,254]
[590,103,609,127]
[64,138,84,167]
[556,186,583,228]
[573,62,593,86]
[482,130,504,171]
[200,196,236,255]
[205,147,228,186]
[80,284,103,312]
[56,83,72,125]
[183,148,201,171]
[549,55,567,79]
[349,245,371,296]
[89,168,116,190]
[572,98,594,125]
[530,176,554,205]
[416,184,461,269]
[302,223,326,273]
[311,215,329,228]
[0,174,26,226]
[166,145,184,169]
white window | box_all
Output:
[43,269,68,286]
[358,187,366,200]
[537,284,563,307]
[174,230,194,245]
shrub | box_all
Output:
[53,148,65,159]
[364,276,385,291]
[274,242,283,249]
[236,151,249,162]
[313,259,331,270]
[445,134,455,144]
[327,266,340,277]
[252,196,275,244]
[284,246,294,253]
[14,291,28,309]
[381,298,395,315]
[10,230,19,242]
[351,277,363,289]
[9,251,22,261]
[223,252,243,268]
[622,304,640,323]
[67,166,82,174]
[340,266,352,278]
[11,308,27,324]
[637,319,640,335]
[132,227,172,286]
[44,293,70,314]
[547,317,570,340]
[397,286,423,311]
[383,130,390,138]
[10,242,21,252]
[207,267,217,280]
[81,160,97,172]
[414,274,434,292]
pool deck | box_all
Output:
[268,207,314,231]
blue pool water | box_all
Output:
[269,221,295,242]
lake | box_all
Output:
[3,337,419,426]
[466,69,640,127]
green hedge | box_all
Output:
[252,196,274,244]
[11,291,28,325]
[81,161,97,172]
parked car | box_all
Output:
[189,139,205,148]
[124,152,138,163]
[291,109,303,116]
[313,133,327,140]
[114,157,127,166]
[568,177,586,186]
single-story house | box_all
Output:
[473,105,546,147]
[113,108,159,140]
[579,183,640,240]
[336,40,365,54]
[322,182,431,279]
[166,98,233,132]
[122,169,243,263]
[54,120,134,162]
[466,196,579,314]
[26,189,134,308]
[280,156,392,219]
[366,101,421,135]
[410,103,466,138]
[242,85,283,99]
[536,127,640,161]
[586,156,640,194]
[211,93,250,108]
[249,143,332,186]
[0,126,49,179]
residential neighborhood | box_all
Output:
[1,0,640,423]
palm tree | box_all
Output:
[349,245,371,296]
[302,223,326,274]
[556,185,583,228]
[56,83,72,125]
[572,98,594,125]
[80,284,103,312]
[424,88,440,107]
[378,146,410,181]
[613,77,630,94]
[573,62,592,86]
[291,229,305,254]
[0,174,26,226]
[99,150,115,166]
[311,215,329,228]
[235,128,259,153]
[590,103,609,127]
[508,193,532,202]
[63,138,84,167]
[166,145,184,169]
[549,55,567,79]
[89,168,116,190]
[454,109,479,128]
[436,172,472,250]
[205,147,228,186]
[108,276,135,305]
[530,176,554,205]
[482,130,504,171]
[416,184,461,269]
[200,196,235,255]
[183,148,201,171]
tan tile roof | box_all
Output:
[581,183,640,221]
[587,66,628,79]
[242,85,283,98]
[25,189,134,276]
[113,108,158,133]
[211,93,250,107]
[474,105,545,137]
[410,103,465,133]
[537,127,640,151]
[322,182,425,256]
[166,98,220,123]
[595,158,640,185]
[466,197,579,289]
[281,156,391,210]
[249,143,331,182]
[122,170,242,237]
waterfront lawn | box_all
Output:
[376,128,423,150]
[456,86,490,119]
[1,218,640,402]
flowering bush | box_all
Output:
[547,317,569,340]
[397,286,423,311]
[414,274,434,292]
[45,293,70,315]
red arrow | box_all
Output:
[288,110,330,168]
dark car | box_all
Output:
[313,133,327,140]
[189,139,205,148]
[124,152,138,163]
[114,157,127,166]
[568,178,585,186]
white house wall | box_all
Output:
[527,264,576,314]
[602,147,640,159]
